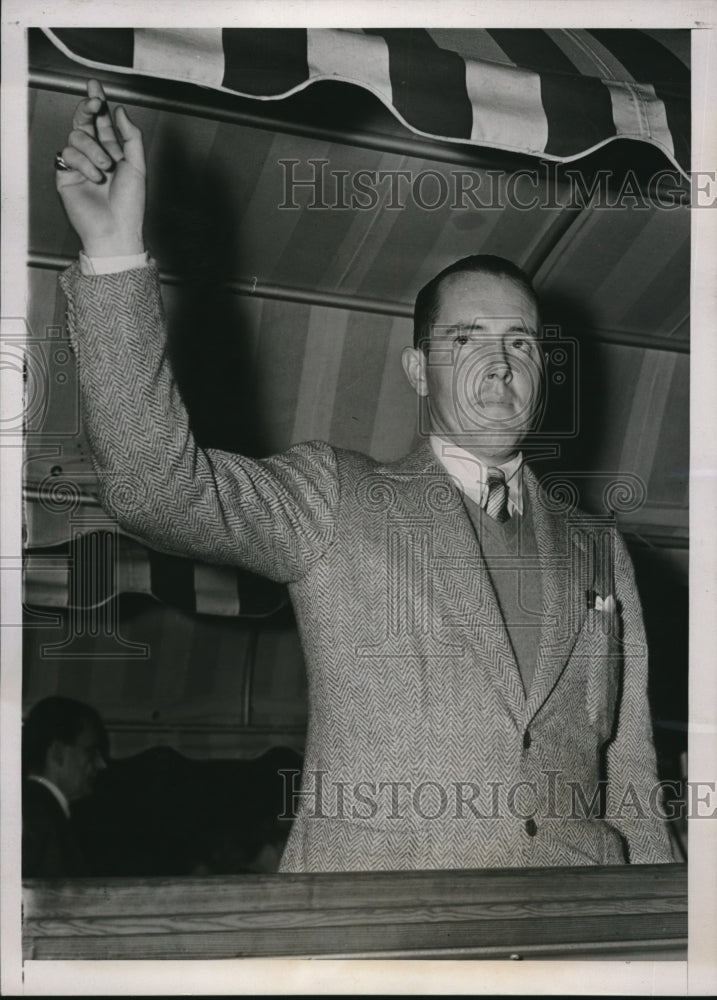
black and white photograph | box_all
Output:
[1,0,715,994]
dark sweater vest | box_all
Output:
[462,492,543,696]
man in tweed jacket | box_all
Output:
[54,82,673,871]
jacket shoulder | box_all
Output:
[23,780,64,823]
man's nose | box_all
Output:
[485,357,513,383]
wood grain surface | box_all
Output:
[23,863,687,960]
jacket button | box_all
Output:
[525,818,537,837]
[522,730,531,750]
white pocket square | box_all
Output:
[595,594,616,613]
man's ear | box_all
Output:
[401,346,429,398]
[47,739,67,770]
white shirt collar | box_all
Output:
[27,774,70,819]
[429,435,524,515]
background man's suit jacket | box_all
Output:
[22,780,88,878]
[60,263,673,871]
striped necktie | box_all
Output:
[484,467,510,522]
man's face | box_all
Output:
[55,724,106,801]
[407,271,543,461]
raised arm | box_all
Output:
[55,79,146,259]
[56,82,339,582]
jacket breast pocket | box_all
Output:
[583,609,623,740]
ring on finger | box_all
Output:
[54,152,72,172]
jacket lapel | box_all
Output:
[390,443,526,726]
[522,467,589,726]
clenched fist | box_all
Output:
[56,79,146,258]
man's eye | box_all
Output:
[453,332,469,346]
[511,338,531,352]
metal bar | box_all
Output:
[241,627,259,728]
[588,327,689,355]
[523,207,585,280]
[29,251,412,318]
[315,936,689,960]
[29,67,539,173]
[29,252,690,354]
[104,722,305,734]
[623,530,689,550]
[23,486,101,506]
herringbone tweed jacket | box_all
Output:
[60,263,673,871]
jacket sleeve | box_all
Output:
[605,530,675,863]
[59,262,339,584]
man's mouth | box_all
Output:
[477,399,515,416]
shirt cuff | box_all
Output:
[79,250,149,275]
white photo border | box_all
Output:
[2,1,714,995]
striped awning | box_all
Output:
[43,27,690,177]
[24,530,287,618]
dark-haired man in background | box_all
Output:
[22,696,107,877]
[52,80,673,872]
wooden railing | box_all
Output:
[23,863,686,961]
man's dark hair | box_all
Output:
[413,254,539,351]
[22,696,107,775]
